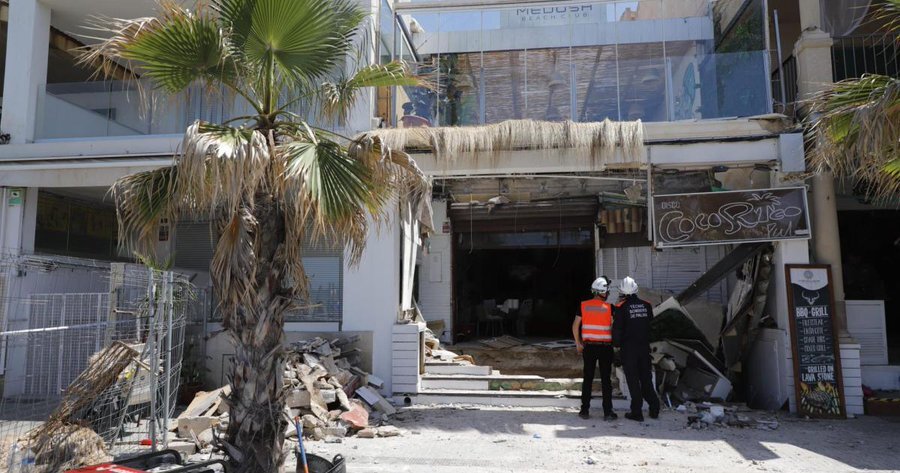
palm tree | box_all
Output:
[80,1,428,471]
[807,0,900,202]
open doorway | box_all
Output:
[454,242,595,341]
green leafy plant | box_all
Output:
[80,1,430,470]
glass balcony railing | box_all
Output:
[34,80,337,140]
[393,49,770,127]
[35,81,255,140]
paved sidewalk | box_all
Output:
[290,405,900,473]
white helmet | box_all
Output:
[619,276,639,295]
[590,277,610,295]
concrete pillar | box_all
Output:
[810,172,848,330]
[0,0,50,144]
[793,0,849,334]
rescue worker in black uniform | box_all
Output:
[612,276,660,422]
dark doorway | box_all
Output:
[453,232,595,341]
[838,210,900,364]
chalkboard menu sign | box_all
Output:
[785,264,846,419]
[652,187,810,248]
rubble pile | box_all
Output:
[423,329,474,365]
[282,337,398,442]
[173,336,400,455]
[679,402,780,431]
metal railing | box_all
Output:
[771,54,798,117]
[832,33,900,81]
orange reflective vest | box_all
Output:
[581,299,613,343]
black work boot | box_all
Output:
[649,407,660,419]
[578,409,590,420]
[624,412,644,422]
[603,412,618,421]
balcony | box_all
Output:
[832,33,900,81]
[35,81,254,140]
[383,0,772,128]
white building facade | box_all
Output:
[1,0,891,417]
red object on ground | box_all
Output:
[66,464,147,473]
[339,401,370,430]
[139,439,153,446]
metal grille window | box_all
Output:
[285,243,343,323]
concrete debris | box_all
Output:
[167,441,198,457]
[376,425,402,437]
[177,416,219,440]
[340,401,370,430]
[358,428,378,439]
[683,403,779,431]
[356,386,397,415]
[176,336,394,444]
[651,340,732,404]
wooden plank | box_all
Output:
[392,358,419,368]
[392,333,419,343]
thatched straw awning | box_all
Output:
[364,119,645,167]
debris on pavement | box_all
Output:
[683,402,780,430]
[176,336,399,447]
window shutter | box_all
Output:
[285,239,343,322]
[173,222,216,271]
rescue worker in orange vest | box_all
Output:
[613,276,660,422]
[572,276,617,421]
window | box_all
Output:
[176,223,344,323]
[286,254,343,322]
[34,191,119,260]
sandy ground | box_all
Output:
[288,405,900,473]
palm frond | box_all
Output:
[117,5,233,93]
[807,73,900,202]
[213,210,258,320]
[280,138,384,223]
[874,0,900,34]
[176,122,270,216]
[320,62,426,124]
[215,0,363,86]
[112,166,177,260]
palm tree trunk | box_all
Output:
[223,194,290,473]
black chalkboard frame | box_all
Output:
[785,264,846,419]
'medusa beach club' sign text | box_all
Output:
[501,4,596,27]
[652,187,811,247]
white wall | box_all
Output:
[417,199,453,342]
[341,210,402,394]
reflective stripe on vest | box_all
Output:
[581,299,613,342]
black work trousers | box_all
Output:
[581,343,614,414]
[622,347,660,416]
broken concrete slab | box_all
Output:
[377,425,402,437]
[366,373,385,389]
[177,416,219,440]
[197,428,214,447]
[356,386,396,415]
[357,428,377,439]
[180,387,231,419]
[340,401,369,430]
[167,441,198,457]
[323,426,348,438]
[286,389,311,408]
[320,389,337,404]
